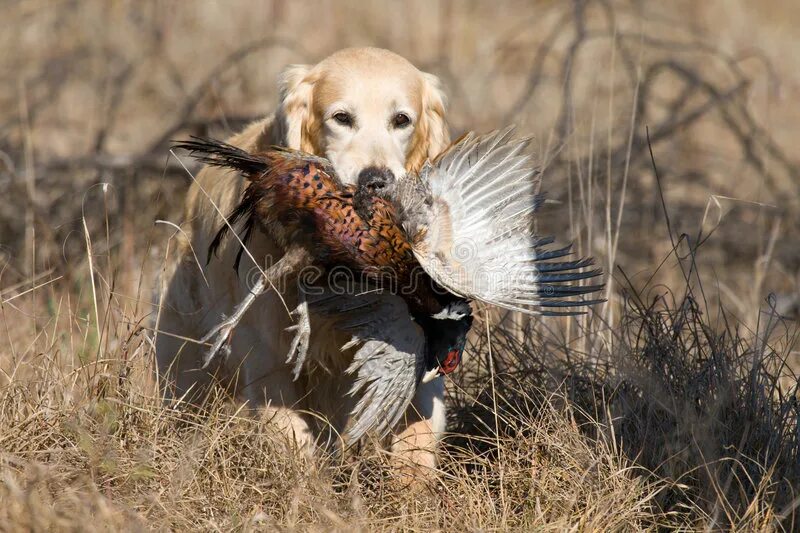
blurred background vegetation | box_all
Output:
[1,1,799,530]
[2,0,799,323]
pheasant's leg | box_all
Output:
[200,246,312,369]
[285,287,311,379]
[199,275,266,369]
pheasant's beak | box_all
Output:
[421,348,463,383]
[421,367,440,384]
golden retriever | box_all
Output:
[155,47,450,470]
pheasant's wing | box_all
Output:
[305,287,425,443]
[396,128,604,316]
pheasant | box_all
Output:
[174,129,604,441]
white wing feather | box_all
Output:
[397,128,603,315]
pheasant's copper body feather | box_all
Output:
[199,145,445,317]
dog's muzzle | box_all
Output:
[357,166,395,192]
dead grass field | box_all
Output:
[1,0,799,530]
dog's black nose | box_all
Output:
[357,166,395,191]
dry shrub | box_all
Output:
[454,241,800,529]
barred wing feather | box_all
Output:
[304,288,425,443]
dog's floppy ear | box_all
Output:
[273,64,319,152]
[406,72,450,174]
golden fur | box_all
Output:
[155,48,450,470]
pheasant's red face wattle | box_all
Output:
[440,349,462,374]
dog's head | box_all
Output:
[270,47,449,186]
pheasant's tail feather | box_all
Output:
[174,136,273,270]
[173,136,270,178]
[206,188,261,271]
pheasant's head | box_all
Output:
[420,300,473,383]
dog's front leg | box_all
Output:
[390,375,446,480]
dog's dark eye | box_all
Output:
[333,112,353,127]
[392,113,411,128]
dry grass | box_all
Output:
[0,333,664,530]
[2,0,799,530]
